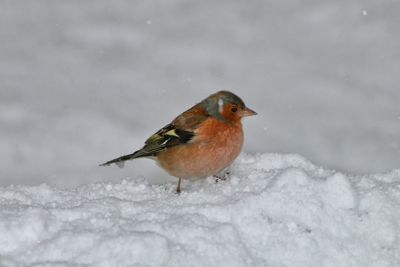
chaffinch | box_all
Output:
[101,90,257,193]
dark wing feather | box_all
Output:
[99,124,195,167]
[134,123,195,158]
[100,103,209,167]
[135,103,209,158]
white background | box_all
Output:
[1,0,399,186]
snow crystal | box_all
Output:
[0,153,399,267]
[322,173,356,209]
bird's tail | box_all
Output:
[99,151,144,168]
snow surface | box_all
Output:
[1,153,399,267]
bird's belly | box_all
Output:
[157,126,244,179]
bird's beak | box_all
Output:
[241,107,257,117]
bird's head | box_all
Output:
[202,90,257,122]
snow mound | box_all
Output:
[1,153,399,267]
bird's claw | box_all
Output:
[214,170,231,183]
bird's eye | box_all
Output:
[231,107,238,113]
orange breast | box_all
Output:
[157,118,244,179]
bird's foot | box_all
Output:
[214,170,230,183]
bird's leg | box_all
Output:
[176,178,182,194]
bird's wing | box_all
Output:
[133,105,210,158]
[100,104,210,166]
[100,122,201,166]
[131,124,193,158]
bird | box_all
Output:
[100,90,257,193]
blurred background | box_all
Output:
[1,0,399,186]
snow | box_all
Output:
[1,153,399,267]
[1,1,399,264]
